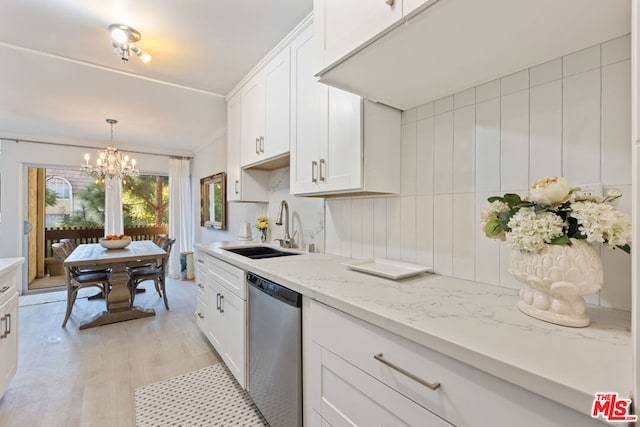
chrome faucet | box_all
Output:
[274,200,295,248]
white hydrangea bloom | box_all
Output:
[506,207,565,252]
[570,201,631,248]
[480,200,509,230]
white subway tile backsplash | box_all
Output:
[401,197,417,263]
[601,61,631,185]
[601,34,631,66]
[401,122,417,195]
[476,79,500,102]
[475,98,501,193]
[500,90,529,191]
[417,102,434,120]
[530,80,562,180]
[453,105,475,193]
[386,197,402,261]
[501,69,529,95]
[530,58,562,87]
[435,95,454,114]
[434,112,454,194]
[433,195,453,276]
[323,38,631,311]
[452,194,475,281]
[454,88,476,109]
[563,69,601,185]
[563,45,600,77]
[416,195,434,268]
[417,117,434,195]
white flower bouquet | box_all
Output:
[481,177,631,254]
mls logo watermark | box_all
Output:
[591,392,637,422]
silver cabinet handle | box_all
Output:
[197,258,204,264]
[6,313,10,335]
[319,158,326,182]
[311,161,318,183]
[197,283,204,289]
[0,315,7,339]
[373,353,441,390]
[256,137,260,154]
[385,0,395,5]
[260,136,264,153]
[234,180,239,194]
[197,312,204,319]
[219,295,224,313]
[216,293,221,311]
[0,285,9,293]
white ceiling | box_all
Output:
[0,0,312,156]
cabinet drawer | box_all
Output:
[0,268,17,307]
[194,295,207,332]
[196,253,246,300]
[194,268,207,300]
[310,301,602,427]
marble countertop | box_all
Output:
[0,258,24,274]
[194,241,631,416]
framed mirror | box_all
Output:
[200,172,226,229]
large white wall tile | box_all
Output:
[434,112,454,194]
[475,98,501,193]
[475,193,500,285]
[339,199,352,258]
[417,102,434,120]
[476,79,500,102]
[433,195,453,275]
[401,122,417,195]
[530,80,562,180]
[452,193,475,280]
[325,199,340,255]
[499,244,521,290]
[416,195,434,268]
[563,45,600,76]
[361,199,374,259]
[453,105,475,194]
[530,58,562,87]
[402,107,417,124]
[601,34,631,66]
[401,197,417,263]
[501,69,529,95]
[563,69,601,185]
[454,88,476,109]
[435,95,454,114]
[374,198,387,259]
[350,199,362,260]
[601,60,631,186]
[417,117,434,195]
[386,197,401,261]
[501,90,530,191]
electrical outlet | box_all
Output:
[577,183,603,197]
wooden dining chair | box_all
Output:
[62,266,112,327]
[126,238,176,310]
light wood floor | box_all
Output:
[0,278,221,427]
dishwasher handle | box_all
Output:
[247,272,302,308]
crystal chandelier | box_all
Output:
[81,119,139,180]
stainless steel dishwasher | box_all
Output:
[247,272,302,427]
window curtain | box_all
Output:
[104,176,123,236]
[168,158,193,278]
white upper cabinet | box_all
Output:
[240,48,291,168]
[314,0,630,110]
[291,24,401,197]
[313,0,402,72]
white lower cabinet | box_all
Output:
[0,259,22,399]
[194,252,246,387]
[305,299,604,427]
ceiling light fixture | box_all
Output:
[109,23,152,64]
[81,119,139,180]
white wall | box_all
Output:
[325,35,633,311]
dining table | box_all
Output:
[63,240,166,329]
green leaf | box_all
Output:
[487,196,504,203]
[503,193,522,206]
[549,235,571,246]
[498,210,513,227]
[615,244,631,254]
[484,218,503,238]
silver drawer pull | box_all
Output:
[197,312,204,319]
[197,258,204,264]
[197,283,205,289]
[0,285,9,293]
[0,315,7,339]
[374,353,440,390]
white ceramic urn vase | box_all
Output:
[508,238,603,327]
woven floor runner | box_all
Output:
[134,364,268,426]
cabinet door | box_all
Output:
[314,0,402,72]
[0,292,18,398]
[221,290,246,388]
[263,48,291,159]
[226,92,242,202]
[320,87,363,192]
[240,75,265,167]
[290,26,322,195]
[206,278,225,351]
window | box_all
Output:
[46,176,71,199]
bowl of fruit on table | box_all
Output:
[99,234,131,249]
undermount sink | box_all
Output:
[224,246,300,260]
